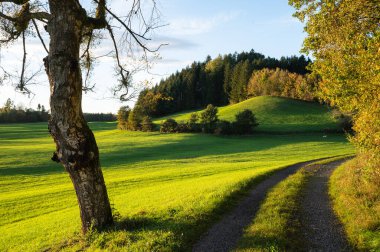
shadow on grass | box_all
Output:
[0,132,348,177]
[80,170,285,251]
[100,133,347,170]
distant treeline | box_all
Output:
[0,99,49,123]
[135,50,314,117]
[83,113,116,122]
[0,98,116,123]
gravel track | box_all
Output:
[300,159,352,251]
[192,160,317,252]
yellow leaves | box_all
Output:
[290,0,380,160]
[205,55,224,73]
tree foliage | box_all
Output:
[233,109,259,134]
[141,116,154,132]
[289,0,380,166]
[0,98,48,123]
[200,104,218,133]
[160,118,178,133]
[136,51,312,117]
[247,68,318,101]
[127,109,141,131]
[200,104,218,125]
[117,106,131,130]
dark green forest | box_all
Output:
[135,50,313,117]
[0,98,116,123]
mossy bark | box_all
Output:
[45,0,113,233]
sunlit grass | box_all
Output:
[154,96,339,132]
[330,158,380,251]
[0,122,353,251]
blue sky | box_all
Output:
[0,0,306,113]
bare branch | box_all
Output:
[29,11,50,22]
[0,11,16,22]
[81,31,93,59]
[93,0,166,53]
[0,0,28,5]
[106,23,129,85]
[19,30,26,91]
[31,18,48,53]
[0,2,50,44]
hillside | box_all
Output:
[154,96,340,133]
[136,52,312,117]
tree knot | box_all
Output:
[51,152,60,163]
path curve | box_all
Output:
[300,159,352,251]
[192,159,319,252]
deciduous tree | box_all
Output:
[289,0,380,167]
[0,0,162,233]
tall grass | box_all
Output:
[330,157,380,251]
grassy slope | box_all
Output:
[0,122,353,251]
[235,156,351,252]
[330,158,380,251]
[154,96,339,132]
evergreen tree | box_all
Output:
[117,106,131,130]
[127,109,142,131]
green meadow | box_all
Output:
[0,119,353,251]
[154,96,340,132]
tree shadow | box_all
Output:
[0,132,348,176]
[100,133,347,169]
[85,169,283,251]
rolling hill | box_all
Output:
[154,96,340,133]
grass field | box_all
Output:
[154,96,340,132]
[0,121,354,251]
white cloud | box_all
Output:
[167,11,241,36]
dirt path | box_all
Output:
[192,160,318,252]
[300,159,352,251]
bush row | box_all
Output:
[118,104,259,135]
[160,105,259,135]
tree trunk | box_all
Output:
[45,0,113,233]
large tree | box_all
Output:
[289,0,380,168]
[0,0,161,233]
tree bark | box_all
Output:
[45,0,113,233]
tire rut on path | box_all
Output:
[192,160,318,252]
[300,159,352,251]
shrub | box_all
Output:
[189,113,199,124]
[331,109,353,133]
[187,113,202,132]
[189,123,202,133]
[141,116,155,132]
[176,122,191,133]
[215,120,233,135]
[117,106,131,130]
[201,104,218,133]
[200,104,218,124]
[160,118,178,133]
[127,110,141,131]
[233,109,259,134]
